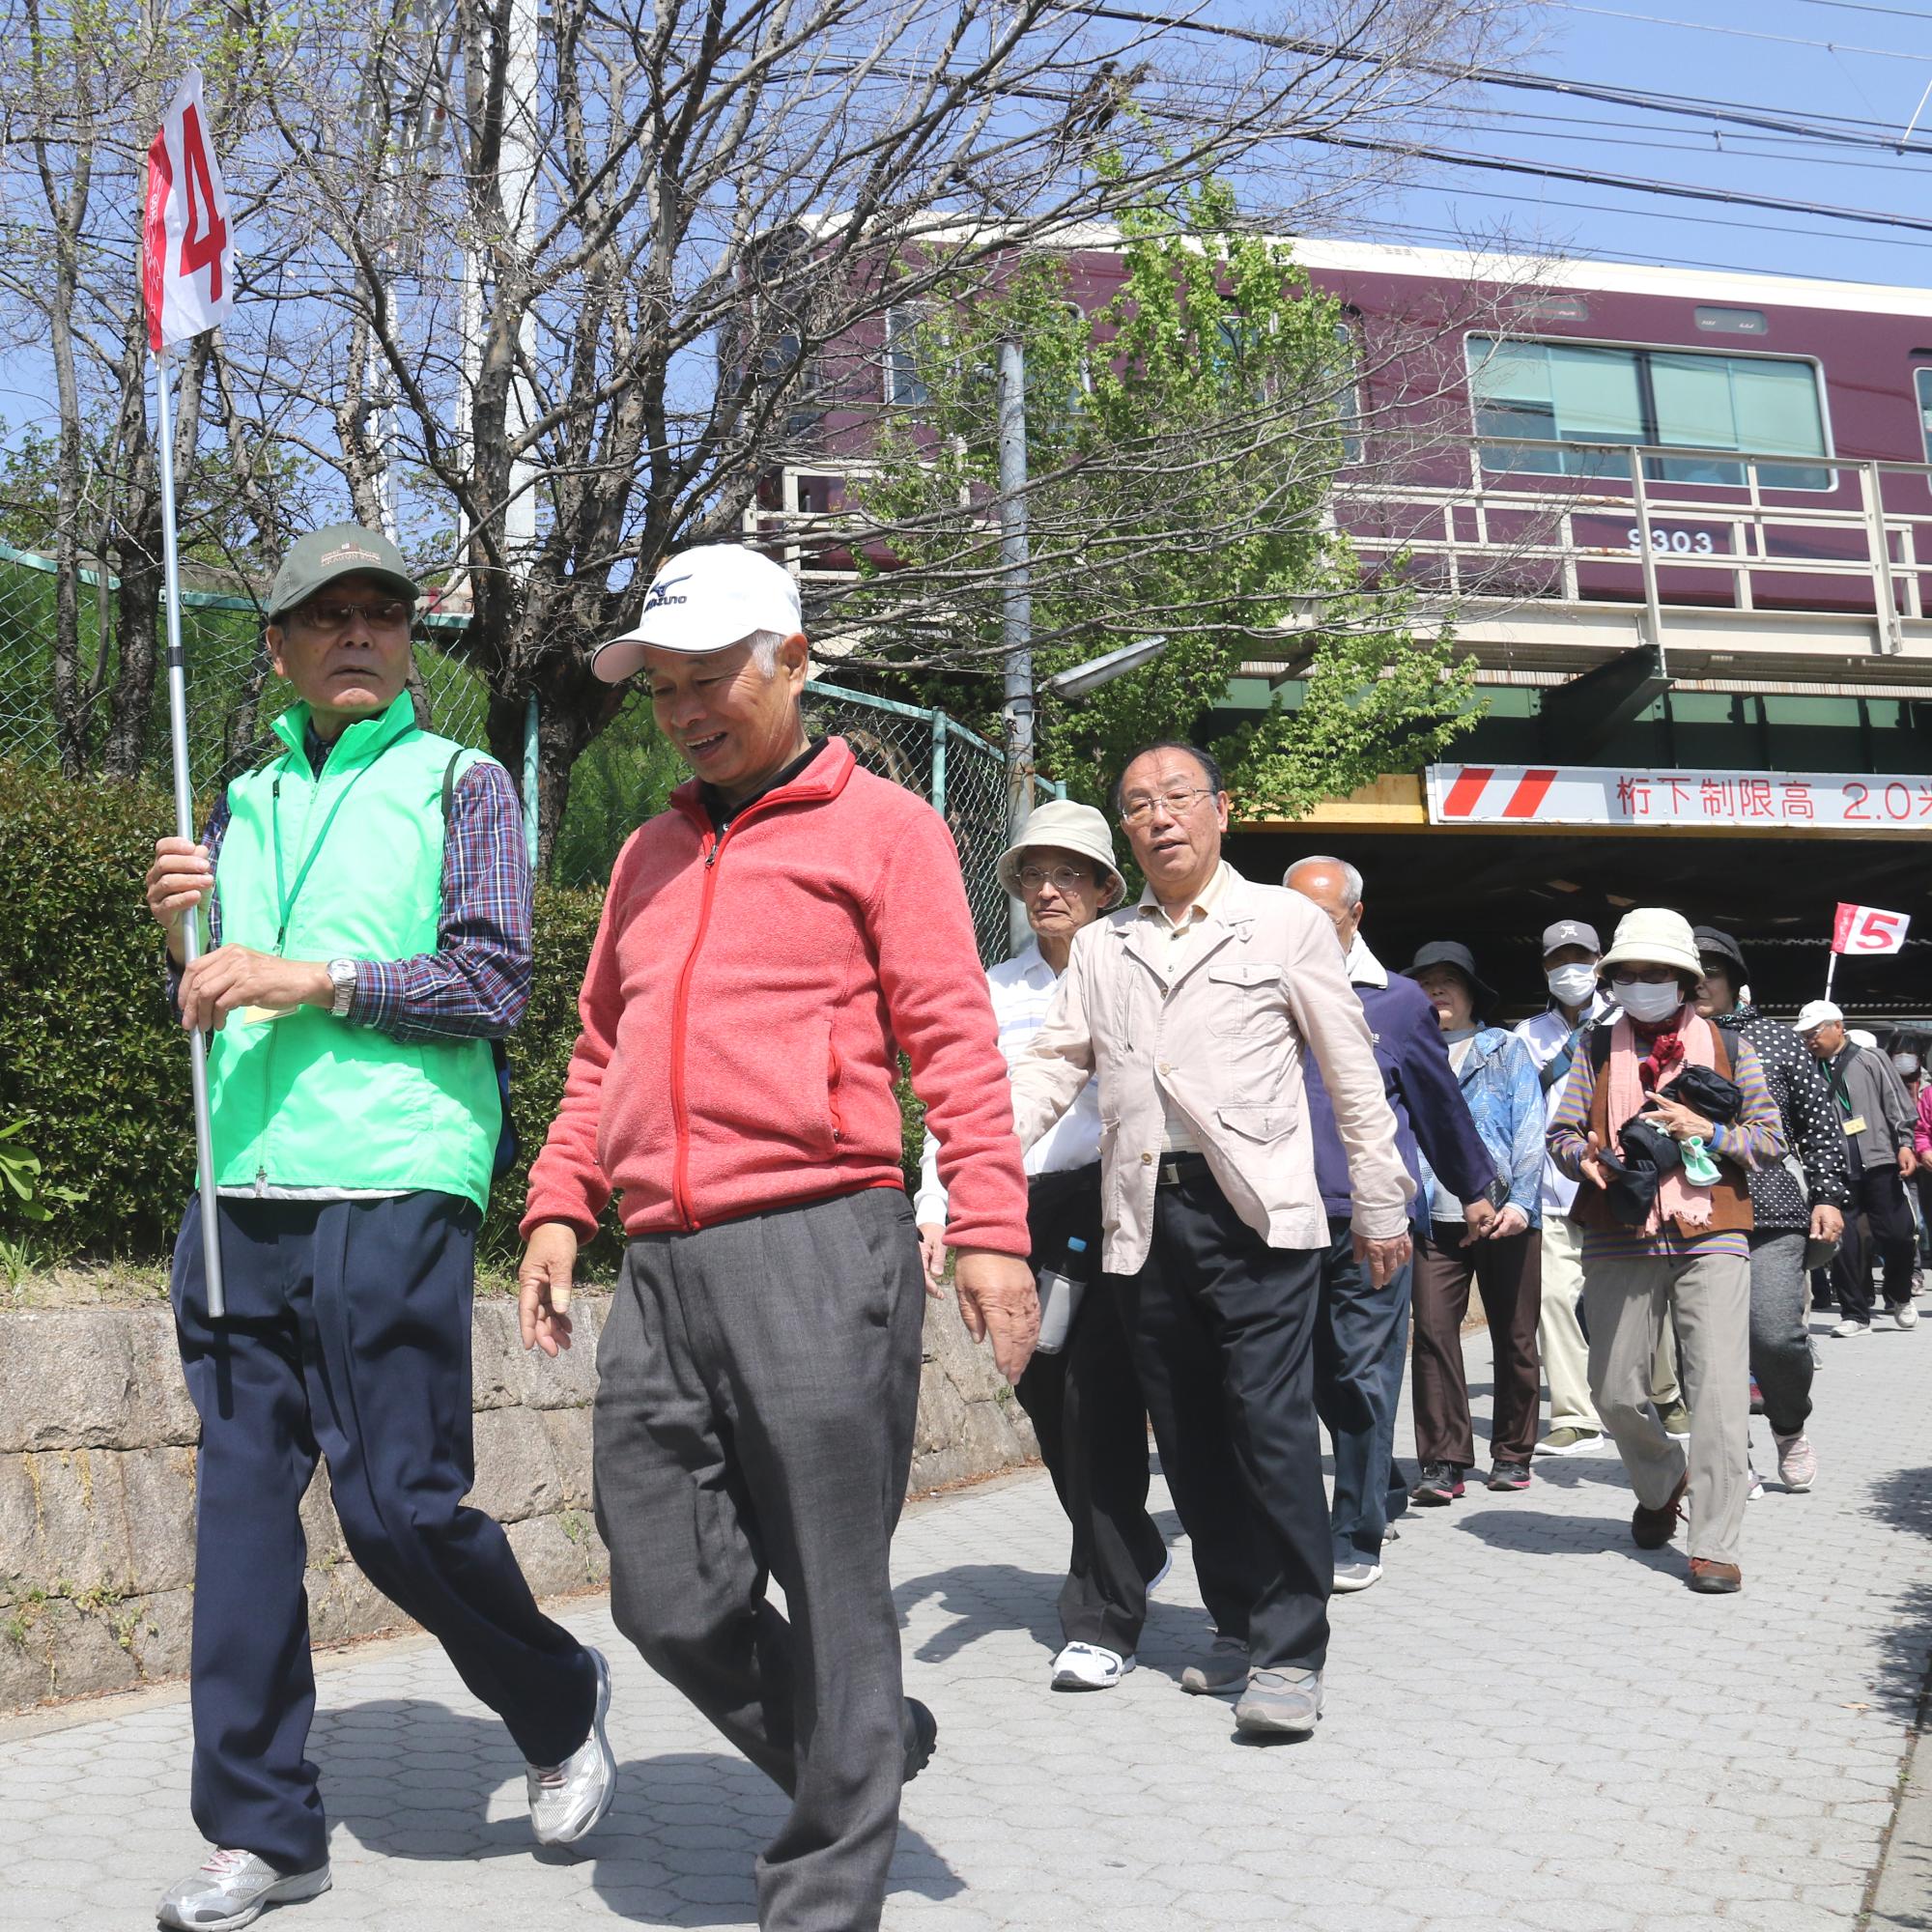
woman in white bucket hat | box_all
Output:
[1547,908,1785,1594]
[916,798,1169,1693]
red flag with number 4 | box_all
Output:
[1833,903,1912,955]
[143,71,233,353]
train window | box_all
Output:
[1914,367,1932,465]
[883,305,929,409]
[1694,306,1768,336]
[1332,319,1364,464]
[1467,336,1829,490]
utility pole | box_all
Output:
[497,0,542,565]
[997,335,1033,953]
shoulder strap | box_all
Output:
[441,747,465,825]
[1589,1023,1613,1074]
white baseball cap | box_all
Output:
[591,544,804,683]
[1795,999,1843,1034]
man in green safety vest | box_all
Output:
[142,525,615,1932]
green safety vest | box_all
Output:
[201,691,501,1208]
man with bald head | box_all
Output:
[1285,856,1498,1590]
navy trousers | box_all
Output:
[1314,1217,1415,1564]
[172,1193,596,1874]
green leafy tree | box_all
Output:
[844,177,1479,811]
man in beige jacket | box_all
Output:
[1009,741,1412,1738]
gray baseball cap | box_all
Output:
[266,524,418,621]
[1541,918,1601,957]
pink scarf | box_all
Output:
[1605,1008,1719,1235]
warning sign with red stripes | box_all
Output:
[1425,764,1932,833]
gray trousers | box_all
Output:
[1748,1230,1813,1438]
[1583,1246,1751,1566]
[593,1188,926,1932]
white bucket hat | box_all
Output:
[1599,908,1703,980]
[997,799,1126,908]
[591,544,804,683]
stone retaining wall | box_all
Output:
[0,1292,1036,1713]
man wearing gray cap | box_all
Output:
[142,525,611,1931]
[917,800,1167,1691]
[1515,920,1683,1460]
[519,544,1036,1932]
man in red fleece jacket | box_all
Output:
[518,543,1036,1932]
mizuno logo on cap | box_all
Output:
[641,570,694,613]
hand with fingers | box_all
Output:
[146,836,213,964]
[916,1222,949,1299]
[519,1221,580,1358]
[1579,1129,1611,1191]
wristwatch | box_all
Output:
[326,957,357,1020]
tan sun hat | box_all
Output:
[1600,908,1703,980]
[997,799,1125,908]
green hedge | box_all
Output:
[0,760,923,1270]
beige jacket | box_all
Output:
[1009,866,1413,1272]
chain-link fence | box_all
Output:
[0,540,490,796]
[805,680,1061,965]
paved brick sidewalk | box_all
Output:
[6,1310,1932,1932]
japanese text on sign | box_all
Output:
[1427,764,1932,833]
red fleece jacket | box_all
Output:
[522,737,1031,1256]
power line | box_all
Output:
[1068,4,1932,155]
[1548,0,1932,62]
[1796,0,1932,19]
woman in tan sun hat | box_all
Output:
[1547,908,1785,1595]
[917,798,1170,1694]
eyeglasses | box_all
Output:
[294,598,412,636]
[1120,785,1218,826]
[1018,864,1093,894]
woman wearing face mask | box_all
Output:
[1548,910,1786,1594]
[1403,942,1547,1505]
[1515,923,1684,1462]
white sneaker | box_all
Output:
[1747,1464,1765,1502]
[1833,1319,1871,1339]
[527,1647,617,1845]
[1050,1641,1134,1690]
[156,1850,330,1930]
[1333,1557,1383,1593]
[1896,1303,1920,1330]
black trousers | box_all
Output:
[171,1194,596,1875]
[1112,1163,1329,1673]
[1016,1166,1165,1654]
[1831,1161,1918,1322]
[592,1188,926,1932]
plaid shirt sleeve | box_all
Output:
[349,758,533,1042]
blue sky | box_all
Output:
[1353,0,1932,288]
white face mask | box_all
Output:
[1612,978,1683,1025]
[1546,963,1599,1007]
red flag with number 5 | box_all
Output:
[1833,903,1912,955]
[143,71,234,353]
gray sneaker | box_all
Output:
[527,1646,617,1845]
[1179,1634,1249,1696]
[1235,1666,1323,1736]
[156,1850,330,1930]
[1332,1556,1382,1593]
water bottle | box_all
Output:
[1034,1236,1090,1355]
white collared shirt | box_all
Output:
[913,938,1103,1225]
[1515,989,1620,1215]
[1136,861,1234,1152]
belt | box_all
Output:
[1154,1151,1211,1189]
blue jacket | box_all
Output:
[1426,1026,1546,1226]
[1305,954,1498,1236]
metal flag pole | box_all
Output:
[1825,949,1839,1004]
[155,344,226,1319]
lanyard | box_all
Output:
[269,737,391,952]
